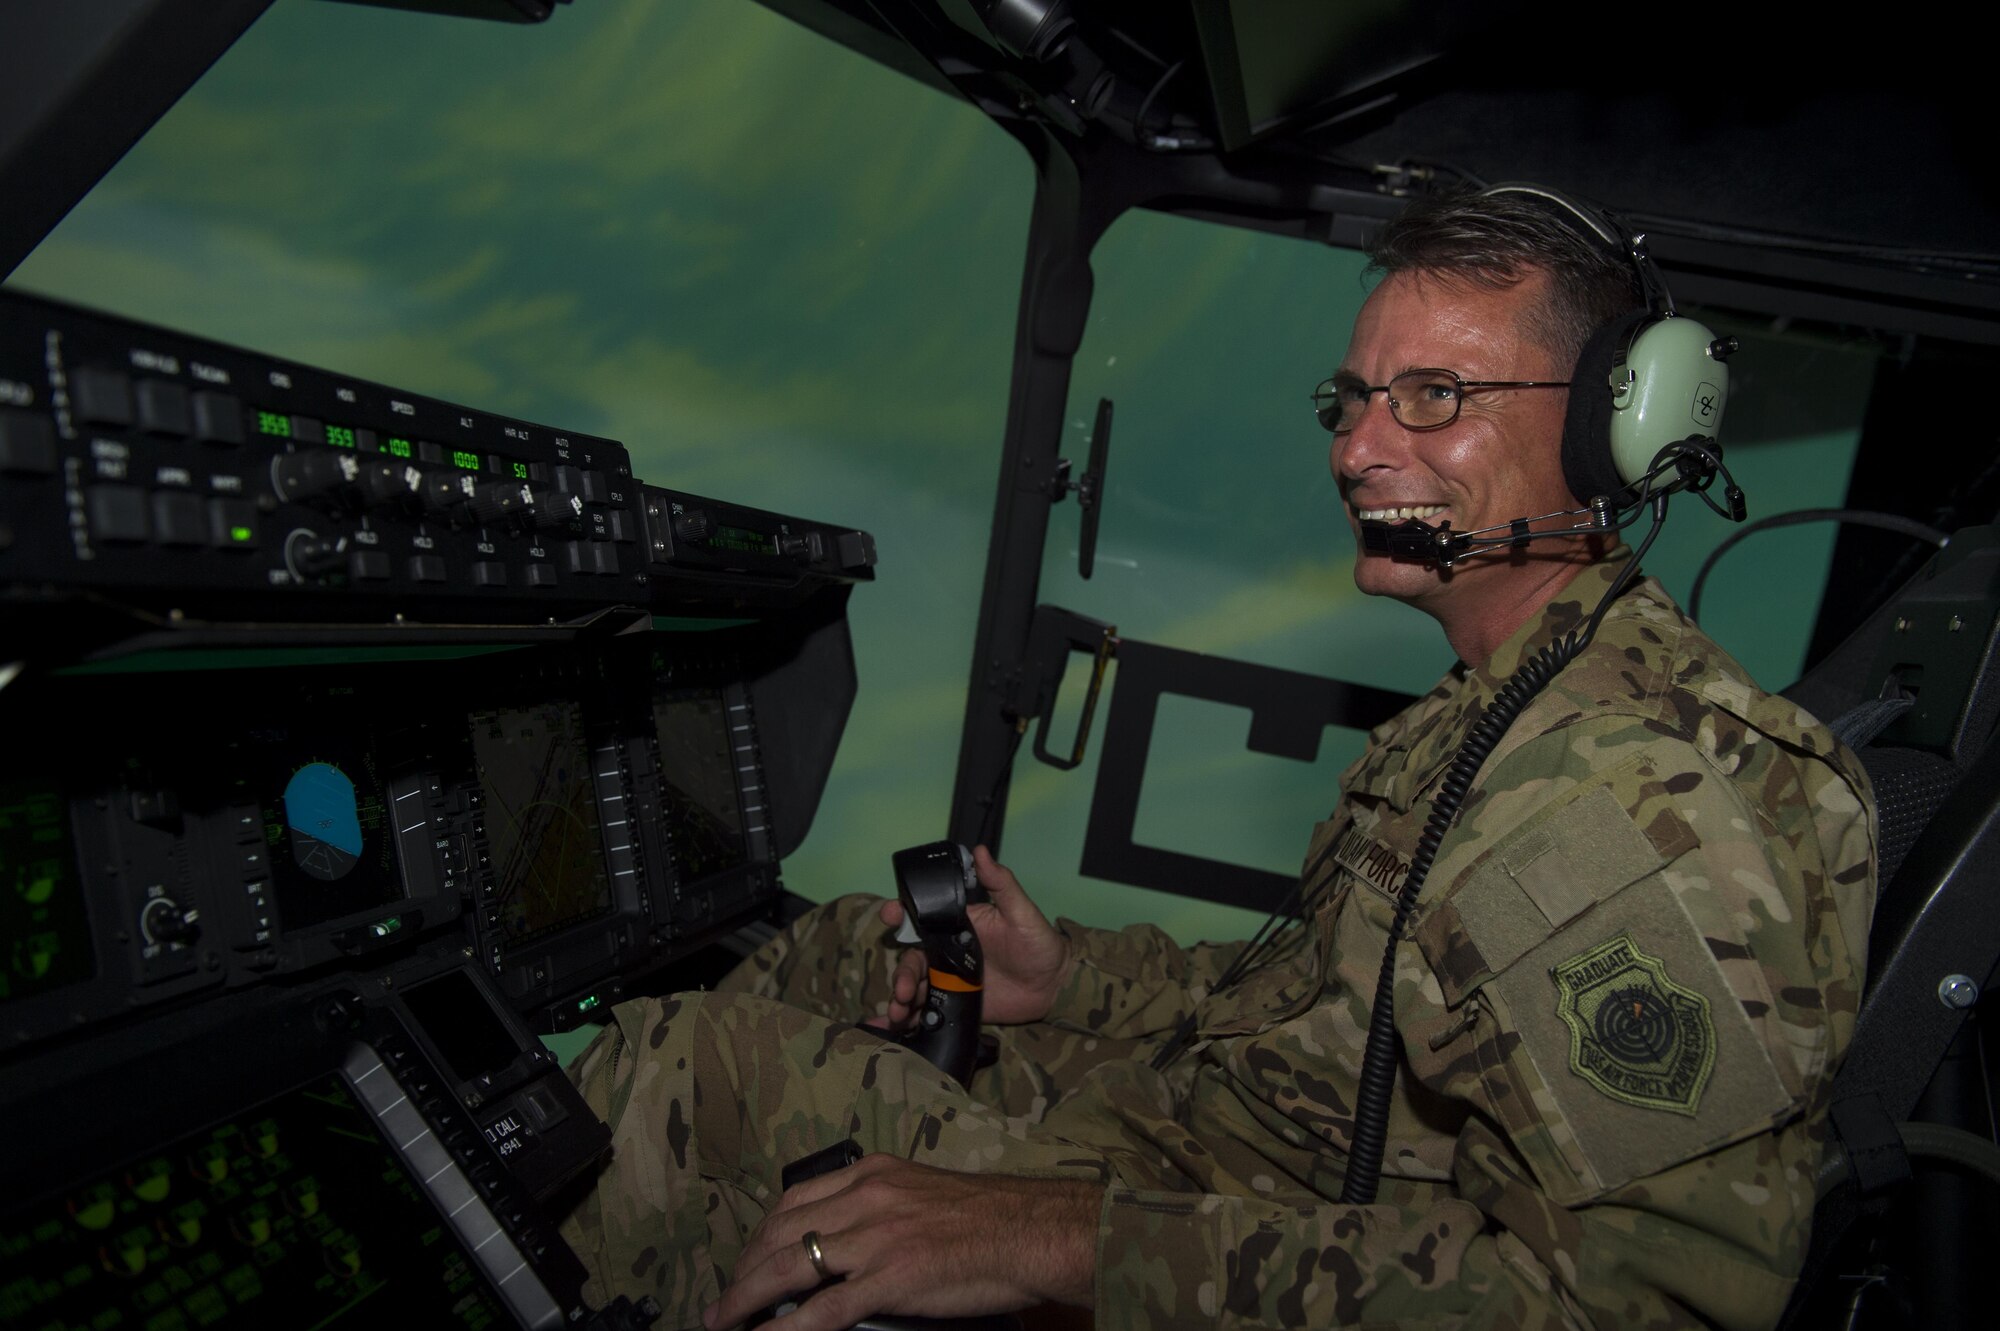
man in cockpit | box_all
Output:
[558,188,1875,1330]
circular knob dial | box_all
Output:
[357,461,420,510]
[527,487,582,531]
[271,451,359,506]
[466,481,531,527]
[673,508,712,543]
[418,471,477,518]
[140,896,201,947]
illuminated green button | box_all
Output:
[21,858,57,905]
[165,1201,205,1246]
[191,1142,229,1185]
[106,1227,150,1277]
[69,1182,117,1231]
[232,1203,271,1246]
[249,1119,279,1159]
[206,499,259,551]
[130,1158,173,1204]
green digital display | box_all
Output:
[511,461,528,480]
[385,436,413,458]
[256,411,291,439]
[452,450,479,471]
[326,425,357,449]
[712,524,777,556]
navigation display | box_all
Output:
[653,691,748,883]
[0,782,93,1006]
[470,702,613,946]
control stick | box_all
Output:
[886,841,987,1087]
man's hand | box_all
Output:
[703,1155,1100,1331]
[879,846,1072,1029]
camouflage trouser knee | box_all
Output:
[555,991,1110,1327]
[712,894,1158,1122]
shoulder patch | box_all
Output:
[1553,933,1715,1115]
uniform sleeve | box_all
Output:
[1087,710,1871,1330]
[1042,919,1253,1039]
[1093,1117,1819,1330]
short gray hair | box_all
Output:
[1366,188,1643,371]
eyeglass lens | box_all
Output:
[1314,370,1463,434]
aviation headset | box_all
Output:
[1480,183,1736,506]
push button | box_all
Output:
[290,415,327,447]
[349,550,392,581]
[591,543,618,576]
[190,391,244,445]
[73,368,134,426]
[151,491,207,546]
[136,382,193,436]
[0,410,57,474]
[472,561,507,587]
[565,541,592,575]
[207,498,260,550]
[524,563,557,588]
[408,554,447,583]
[608,510,633,543]
[417,441,446,465]
[87,485,149,542]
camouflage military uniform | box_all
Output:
[564,553,1874,1330]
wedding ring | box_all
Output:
[801,1229,832,1280]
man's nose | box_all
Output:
[1332,391,1407,480]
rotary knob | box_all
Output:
[140,896,201,947]
[673,508,712,543]
[466,481,531,527]
[527,487,582,531]
[357,460,421,510]
[418,470,477,518]
[271,451,359,506]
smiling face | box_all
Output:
[1333,267,1597,662]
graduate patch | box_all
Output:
[1553,933,1715,1115]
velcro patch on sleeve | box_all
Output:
[1418,784,1685,1004]
[1485,876,1792,1198]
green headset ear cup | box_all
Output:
[1561,308,1651,502]
[1609,314,1730,485]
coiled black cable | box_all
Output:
[1338,497,1668,1204]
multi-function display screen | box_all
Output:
[652,691,748,883]
[0,782,94,1006]
[470,702,612,946]
[236,728,401,933]
[0,1073,508,1331]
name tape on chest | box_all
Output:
[1329,822,1411,898]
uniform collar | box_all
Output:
[1376,549,1637,813]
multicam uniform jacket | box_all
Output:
[1046,555,1875,1329]
[568,554,1874,1331]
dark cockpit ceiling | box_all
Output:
[755,0,2000,345]
[4,2,1993,342]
